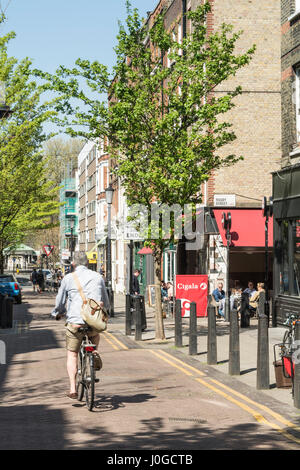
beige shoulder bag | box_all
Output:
[72,272,108,333]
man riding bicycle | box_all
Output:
[51,252,110,400]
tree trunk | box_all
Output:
[0,240,4,274]
[154,253,165,340]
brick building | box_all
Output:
[78,140,109,271]
[107,0,281,302]
[147,0,281,296]
[272,0,300,324]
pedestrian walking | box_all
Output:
[36,269,44,294]
[51,252,110,400]
[30,268,38,293]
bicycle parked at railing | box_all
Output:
[276,313,300,396]
[76,324,101,411]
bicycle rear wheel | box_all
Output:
[84,353,95,411]
[76,351,85,401]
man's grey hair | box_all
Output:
[73,252,88,267]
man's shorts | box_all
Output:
[65,323,99,353]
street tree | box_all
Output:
[34,2,255,339]
[0,15,60,272]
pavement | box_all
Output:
[1,287,300,450]
[112,293,296,406]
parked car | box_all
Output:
[0,274,22,304]
[42,269,52,281]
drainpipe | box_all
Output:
[182,0,187,40]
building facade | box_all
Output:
[149,0,281,297]
[59,176,78,265]
[272,0,300,325]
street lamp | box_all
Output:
[222,211,231,322]
[105,184,114,316]
[262,196,273,322]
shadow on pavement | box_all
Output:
[0,404,68,450]
[67,418,289,450]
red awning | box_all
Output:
[137,247,153,255]
[213,209,273,247]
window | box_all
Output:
[87,175,95,191]
[279,219,300,296]
[178,22,182,56]
[294,66,300,144]
[293,219,300,295]
[88,201,96,215]
[280,221,289,294]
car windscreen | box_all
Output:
[0,275,14,282]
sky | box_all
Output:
[0,1,160,135]
[2,0,159,73]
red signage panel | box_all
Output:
[175,275,208,317]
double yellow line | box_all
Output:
[148,349,300,446]
[102,331,129,351]
[100,332,300,446]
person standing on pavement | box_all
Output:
[36,269,44,294]
[51,252,110,400]
[131,269,141,296]
[30,268,38,293]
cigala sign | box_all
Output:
[175,275,208,317]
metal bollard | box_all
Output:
[175,299,182,347]
[140,295,147,331]
[135,296,142,341]
[125,294,132,335]
[256,310,270,390]
[5,297,13,328]
[293,321,300,409]
[229,309,240,375]
[240,294,250,328]
[207,303,217,365]
[189,302,197,355]
[0,295,8,329]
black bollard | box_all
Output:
[140,295,147,331]
[135,296,142,341]
[189,302,197,355]
[240,293,250,328]
[229,309,240,375]
[207,303,217,365]
[125,294,132,335]
[293,321,300,409]
[0,295,7,329]
[5,297,13,328]
[175,299,182,347]
[256,309,270,390]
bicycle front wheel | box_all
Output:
[84,353,95,411]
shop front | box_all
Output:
[176,207,273,297]
[272,164,300,325]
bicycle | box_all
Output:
[277,313,300,396]
[76,324,100,411]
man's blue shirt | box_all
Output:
[51,265,110,324]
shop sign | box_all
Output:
[175,275,208,317]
